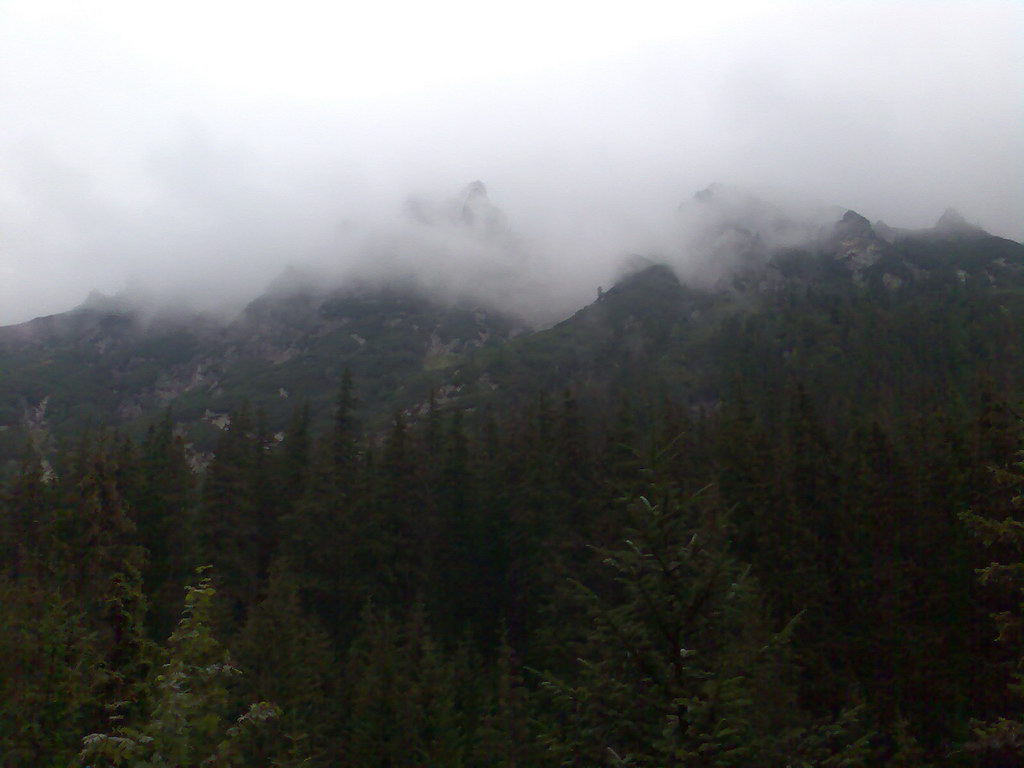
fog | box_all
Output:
[1,1,1021,325]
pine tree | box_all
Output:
[536,480,870,767]
[377,408,424,607]
[0,450,52,581]
[0,576,103,766]
[277,402,312,510]
[333,367,359,485]
[233,559,338,766]
[436,409,484,633]
[129,412,197,638]
[475,626,532,768]
[599,394,643,501]
[199,404,261,621]
[556,388,590,515]
[80,568,279,766]
[960,440,1024,764]
[343,604,474,767]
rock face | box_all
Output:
[835,210,873,237]
[456,181,507,236]
[674,187,1021,298]
[827,210,890,272]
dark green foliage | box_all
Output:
[2,229,1024,764]
[0,451,53,580]
[0,576,103,766]
[537,484,869,766]
[125,411,197,637]
[197,404,271,622]
[342,604,480,767]
[233,560,338,766]
[474,626,533,767]
[0,363,1013,765]
[80,568,279,766]
[960,439,1024,765]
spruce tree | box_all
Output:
[233,559,338,766]
[129,412,197,638]
[960,440,1024,764]
[0,576,103,766]
[343,604,474,767]
[199,403,272,622]
[80,568,279,766]
[537,481,869,767]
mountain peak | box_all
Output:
[81,289,114,308]
[77,289,134,315]
[455,180,507,236]
[401,180,507,238]
[841,209,870,226]
[461,180,488,200]
[693,183,726,203]
[835,209,873,237]
[934,207,986,237]
[936,207,967,229]
[826,209,889,272]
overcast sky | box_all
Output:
[1,0,1021,324]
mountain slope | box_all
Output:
[446,207,1024,431]
[0,279,530,464]
[1,196,1022,468]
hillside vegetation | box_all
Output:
[2,205,1024,765]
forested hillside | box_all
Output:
[2,212,1024,766]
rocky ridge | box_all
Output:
[1,184,1021,467]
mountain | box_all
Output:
[444,199,1024,421]
[1,186,1022,470]
[5,187,1024,766]
[0,278,529,465]
[676,184,1024,292]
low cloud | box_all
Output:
[1,1,1021,324]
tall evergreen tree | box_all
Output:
[234,560,338,767]
[199,404,260,621]
[343,603,477,767]
[960,437,1024,765]
[81,568,279,766]
[537,482,870,767]
[332,367,359,486]
[128,412,197,638]
[0,576,103,766]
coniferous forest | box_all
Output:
[3,249,1024,767]
[2,0,1022,763]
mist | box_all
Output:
[1,1,1021,325]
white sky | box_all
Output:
[1,0,1022,323]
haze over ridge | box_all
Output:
[1,0,1021,324]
